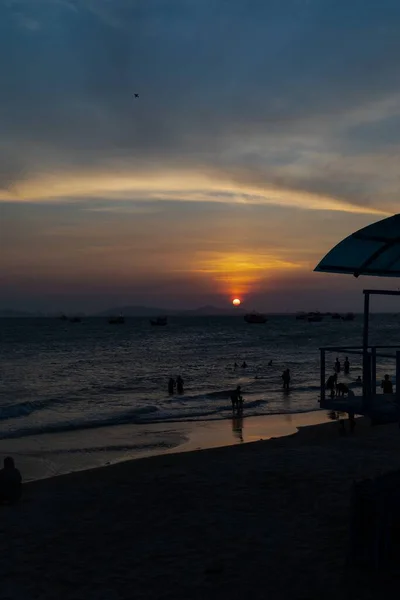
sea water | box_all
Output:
[0,314,398,443]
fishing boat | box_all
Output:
[244,312,267,324]
[295,312,307,320]
[108,315,125,324]
[342,312,355,321]
[307,312,323,322]
[150,316,168,326]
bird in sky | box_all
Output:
[134,93,139,98]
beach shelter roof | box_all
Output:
[314,214,400,278]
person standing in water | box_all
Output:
[335,358,341,373]
[176,375,184,394]
[230,385,242,412]
[282,369,291,390]
[168,377,175,395]
[241,361,247,368]
[344,357,350,374]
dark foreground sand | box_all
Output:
[2,418,400,600]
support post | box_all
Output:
[320,349,325,406]
[371,347,377,399]
[362,291,370,410]
[396,352,400,408]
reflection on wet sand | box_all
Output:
[232,416,244,442]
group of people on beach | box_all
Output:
[326,357,354,398]
[168,376,184,395]
[326,356,395,398]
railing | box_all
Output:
[320,345,400,409]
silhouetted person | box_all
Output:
[344,357,350,374]
[268,360,273,366]
[381,374,393,394]
[326,373,337,397]
[0,457,22,505]
[234,362,238,369]
[168,377,175,395]
[230,385,242,412]
[335,358,341,373]
[176,375,184,394]
[336,382,349,397]
[241,361,247,368]
[356,375,362,383]
[282,369,290,390]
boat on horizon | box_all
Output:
[307,312,323,322]
[150,316,168,326]
[342,312,355,321]
[295,312,307,320]
[109,315,125,324]
[244,312,267,324]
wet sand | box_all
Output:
[0,410,333,481]
[2,415,400,599]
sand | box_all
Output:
[2,417,400,599]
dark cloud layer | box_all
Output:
[1,0,400,208]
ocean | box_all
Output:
[0,314,398,443]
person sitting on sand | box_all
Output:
[168,377,175,395]
[282,369,290,390]
[326,373,337,397]
[381,374,393,394]
[0,457,22,505]
[344,357,350,375]
[176,375,184,394]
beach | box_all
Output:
[2,415,400,599]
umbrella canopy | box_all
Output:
[314,214,400,278]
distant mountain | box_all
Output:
[0,309,39,317]
[179,305,245,316]
[95,304,245,317]
[95,305,172,317]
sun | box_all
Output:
[232,298,241,306]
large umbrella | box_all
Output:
[314,213,400,408]
[314,213,400,277]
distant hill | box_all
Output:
[0,309,39,317]
[95,305,245,317]
[179,305,245,316]
[95,305,171,317]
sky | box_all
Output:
[1,0,400,313]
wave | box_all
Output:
[0,397,63,421]
[0,399,273,440]
[0,404,160,440]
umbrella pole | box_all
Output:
[363,290,370,410]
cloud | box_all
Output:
[1,0,400,212]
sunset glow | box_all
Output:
[232,298,241,306]
[1,0,398,314]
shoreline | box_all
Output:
[0,409,335,482]
[11,412,400,599]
